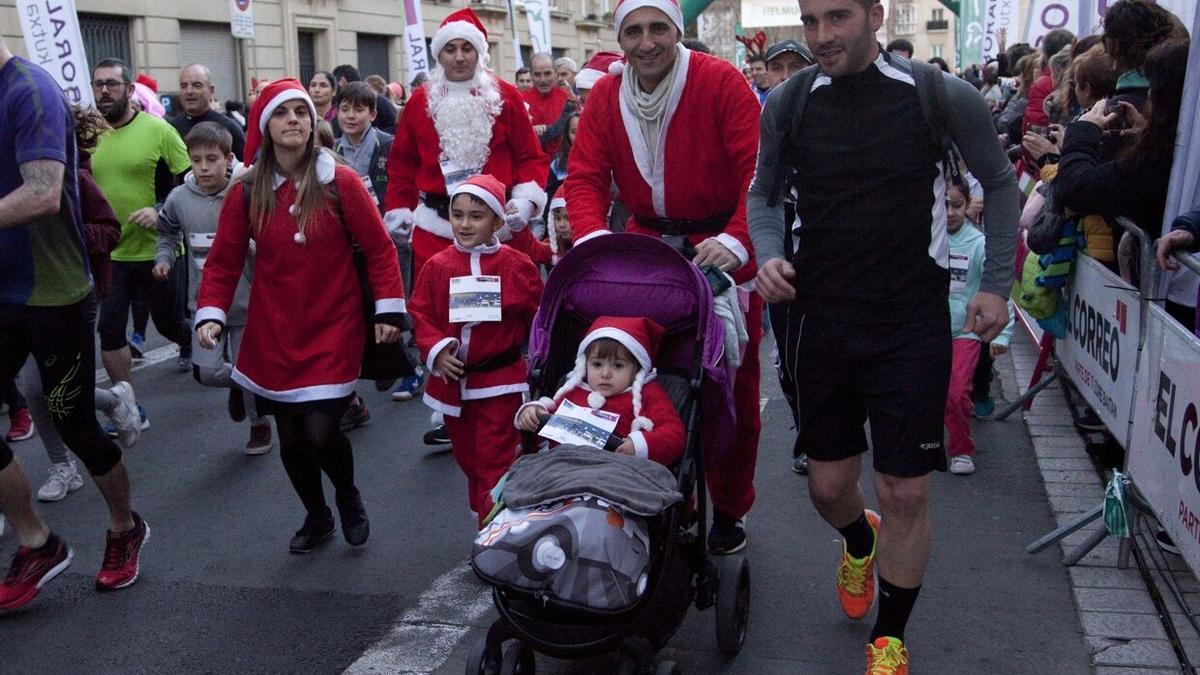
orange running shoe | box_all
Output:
[864,636,909,674]
[835,509,881,620]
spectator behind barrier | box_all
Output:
[1023,28,1076,133]
[1102,0,1188,111]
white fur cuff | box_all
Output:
[511,181,547,214]
[631,416,654,432]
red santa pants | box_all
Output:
[444,393,524,527]
[411,227,454,286]
[707,292,763,519]
[945,339,982,457]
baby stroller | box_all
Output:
[467,233,750,674]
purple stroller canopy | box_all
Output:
[529,233,736,466]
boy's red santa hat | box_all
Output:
[613,0,684,35]
[244,78,317,164]
[450,174,507,221]
[431,8,490,62]
[543,316,665,432]
[575,51,625,90]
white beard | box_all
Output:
[426,68,503,170]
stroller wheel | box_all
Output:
[655,660,682,675]
[465,636,492,675]
[715,555,750,655]
[500,641,535,675]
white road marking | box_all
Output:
[345,561,492,674]
[760,396,769,412]
[94,344,180,385]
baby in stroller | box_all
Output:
[515,315,685,464]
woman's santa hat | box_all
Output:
[431,8,490,63]
[546,195,567,256]
[244,78,318,164]
[575,51,625,90]
[613,0,685,35]
[543,316,665,432]
[449,173,507,221]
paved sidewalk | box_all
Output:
[1003,330,1199,673]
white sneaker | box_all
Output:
[37,461,84,502]
[950,455,976,475]
[107,381,141,449]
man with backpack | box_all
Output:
[747,0,1018,671]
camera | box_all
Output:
[1105,98,1129,131]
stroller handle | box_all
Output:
[535,412,625,453]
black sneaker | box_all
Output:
[423,423,451,446]
[336,488,369,546]
[708,511,747,555]
[340,395,371,432]
[289,511,335,554]
[792,454,809,475]
[1074,407,1106,432]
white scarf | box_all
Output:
[621,44,685,171]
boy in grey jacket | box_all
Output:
[154,122,270,455]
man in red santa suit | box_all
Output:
[524,52,571,154]
[564,0,763,554]
[383,8,549,284]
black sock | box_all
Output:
[836,512,875,559]
[871,577,921,642]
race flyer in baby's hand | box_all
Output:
[449,275,502,323]
[539,400,621,450]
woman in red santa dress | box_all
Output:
[195,79,407,554]
[383,8,551,281]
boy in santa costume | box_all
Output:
[563,0,762,554]
[383,8,550,283]
[407,174,544,527]
[516,316,684,466]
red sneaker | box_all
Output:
[0,532,73,610]
[95,512,149,591]
[6,407,34,442]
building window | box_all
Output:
[79,14,131,69]
[893,1,917,35]
[926,7,949,30]
[298,31,317,86]
[932,44,944,58]
[932,8,944,21]
[357,33,390,80]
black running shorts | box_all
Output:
[775,306,951,477]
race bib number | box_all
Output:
[539,399,621,450]
[440,157,481,194]
[949,253,970,294]
[188,232,217,270]
[449,275,502,323]
[360,174,380,206]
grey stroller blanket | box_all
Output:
[502,445,683,517]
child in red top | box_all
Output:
[408,174,544,526]
[516,316,685,466]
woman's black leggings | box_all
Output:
[274,412,356,516]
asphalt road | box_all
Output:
[0,339,1092,674]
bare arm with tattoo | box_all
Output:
[0,159,65,230]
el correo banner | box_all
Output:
[1127,302,1200,580]
[16,0,93,106]
[1024,0,1194,47]
[741,0,802,27]
[981,0,1021,61]
[1057,255,1141,448]
[524,0,553,54]
[401,0,429,83]
[230,0,254,40]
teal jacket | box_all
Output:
[949,223,1014,346]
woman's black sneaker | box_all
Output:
[336,489,370,546]
[423,423,451,445]
[289,511,335,554]
[708,511,747,554]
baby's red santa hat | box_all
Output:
[431,8,490,64]
[575,51,625,89]
[450,173,507,221]
[244,78,317,165]
[613,0,684,37]
[543,316,665,432]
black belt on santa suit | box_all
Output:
[633,210,734,236]
[463,346,523,374]
[420,189,517,221]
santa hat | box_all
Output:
[431,9,490,62]
[575,51,625,90]
[135,72,158,93]
[450,173,507,221]
[543,316,665,432]
[613,0,684,36]
[244,78,317,164]
[546,195,567,256]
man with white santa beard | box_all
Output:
[383,8,550,283]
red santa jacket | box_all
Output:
[409,238,544,417]
[196,156,406,402]
[383,76,550,243]
[1023,67,1054,133]
[564,48,760,284]
[518,376,685,466]
[524,86,570,155]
